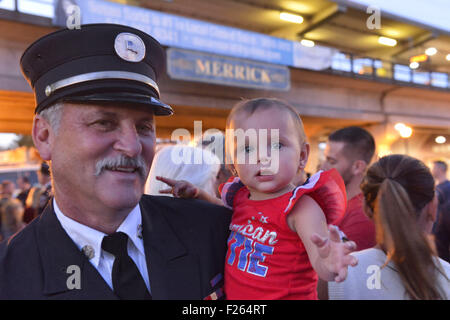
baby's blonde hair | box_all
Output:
[226,98,306,141]
[225,98,306,164]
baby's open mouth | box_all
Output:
[258,168,275,176]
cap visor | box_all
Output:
[63,92,173,116]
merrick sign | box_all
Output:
[167,48,290,91]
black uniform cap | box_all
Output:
[20,23,173,115]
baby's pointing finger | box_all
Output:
[156,176,177,186]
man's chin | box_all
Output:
[99,191,143,211]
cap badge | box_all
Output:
[114,32,146,62]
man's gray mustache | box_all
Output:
[94,156,147,178]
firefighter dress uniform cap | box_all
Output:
[20,23,173,115]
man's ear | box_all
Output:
[32,115,53,161]
[299,142,310,169]
[352,159,367,176]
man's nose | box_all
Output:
[114,125,142,157]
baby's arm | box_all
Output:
[286,195,358,282]
[156,176,223,206]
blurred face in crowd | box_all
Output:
[33,102,156,216]
[1,181,15,198]
[431,162,446,181]
[37,170,49,186]
[16,177,27,190]
[321,141,355,186]
[2,199,24,226]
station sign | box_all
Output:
[53,0,334,71]
[167,49,290,91]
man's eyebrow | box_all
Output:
[138,116,155,122]
[84,110,154,122]
[86,110,118,118]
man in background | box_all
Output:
[23,162,52,223]
[0,180,15,201]
[321,126,376,250]
[0,180,16,230]
[16,176,32,207]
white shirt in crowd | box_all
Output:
[329,247,450,300]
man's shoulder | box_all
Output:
[437,181,450,204]
[139,195,231,253]
[0,218,42,295]
[0,218,39,260]
[140,194,231,224]
[437,180,450,193]
[340,194,365,222]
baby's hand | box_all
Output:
[156,176,199,199]
[310,225,358,282]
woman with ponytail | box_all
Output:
[328,154,449,299]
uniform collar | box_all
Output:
[53,199,145,268]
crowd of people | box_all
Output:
[0,23,448,300]
[0,162,52,242]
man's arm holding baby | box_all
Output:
[287,195,358,282]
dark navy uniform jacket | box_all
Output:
[0,195,230,299]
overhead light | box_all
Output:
[318,142,326,150]
[409,62,419,69]
[394,123,406,131]
[394,123,413,138]
[446,53,450,61]
[410,54,428,63]
[399,126,412,138]
[377,145,392,158]
[300,39,315,47]
[425,47,437,56]
[378,36,397,47]
[280,12,304,24]
[435,136,446,144]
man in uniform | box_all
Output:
[0,24,230,299]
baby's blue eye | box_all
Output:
[272,142,283,149]
[244,146,254,153]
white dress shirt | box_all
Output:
[53,199,151,293]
